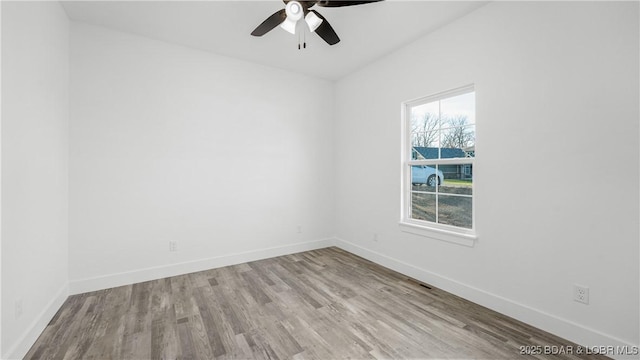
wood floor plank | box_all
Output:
[176,316,196,360]
[192,287,227,357]
[185,313,215,359]
[25,247,611,360]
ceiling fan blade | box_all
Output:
[309,10,340,45]
[300,1,318,9]
[251,9,287,36]
[315,0,382,7]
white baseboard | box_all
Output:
[3,282,69,360]
[333,237,638,360]
[69,238,334,295]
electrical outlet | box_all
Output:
[297,225,302,234]
[573,284,589,304]
[169,241,178,252]
[15,298,23,319]
[373,233,378,242]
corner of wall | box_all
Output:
[1,1,71,358]
[3,283,68,360]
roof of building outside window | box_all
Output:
[413,147,466,159]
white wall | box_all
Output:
[69,23,335,292]
[1,1,70,358]
[334,1,639,351]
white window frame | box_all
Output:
[399,85,477,247]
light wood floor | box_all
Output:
[26,247,608,359]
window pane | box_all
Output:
[410,101,439,132]
[441,125,475,155]
[439,163,473,195]
[410,165,442,188]
[438,195,472,229]
[411,193,436,222]
[440,91,475,125]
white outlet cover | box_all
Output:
[573,285,589,304]
[169,241,178,252]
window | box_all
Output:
[401,86,476,243]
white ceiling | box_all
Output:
[61,1,487,80]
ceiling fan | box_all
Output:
[251,0,382,46]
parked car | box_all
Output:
[411,165,443,186]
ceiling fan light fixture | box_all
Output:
[284,1,304,21]
[280,17,298,34]
[280,1,304,34]
[305,11,323,33]
[285,1,303,19]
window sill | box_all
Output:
[398,221,477,247]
